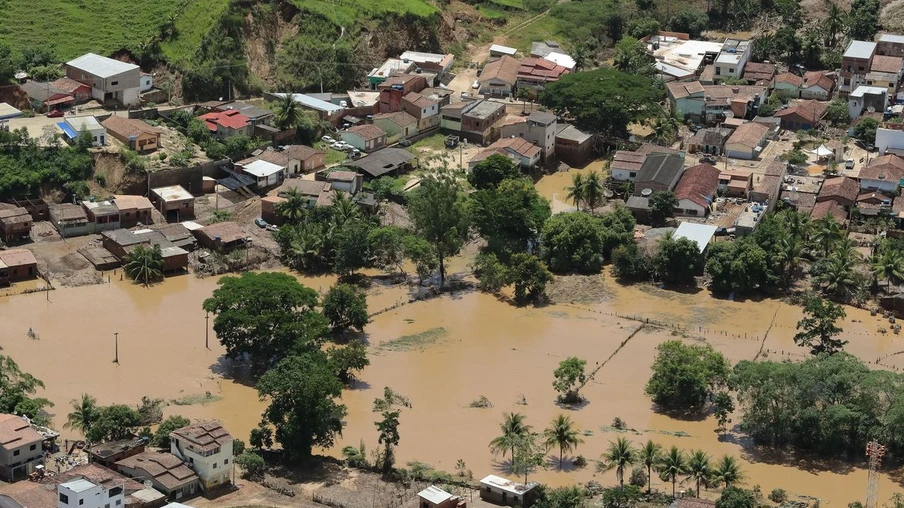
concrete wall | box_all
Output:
[877,128,904,154]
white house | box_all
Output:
[858,155,904,192]
[714,39,752,80]
[877,127,904,155]
[139,73,154,92]
[849,86,888,119]
[60,116,106,146]
[609,151,647,181]
[724,122,769,160]
[65,53,141,106]
[57,478,125,508]
[170,421,234,492]
[240,159,285,188]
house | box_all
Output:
[347,147,416,179]
[499,111,558,159]
[817,176,860,207]
[849,85,889,119]
[840,40,877,97]
[859,154,904,192]
[714,39,752,80]
[674,221,718,253]
[65,53,141,106]
[440,100,506,144]
[0,102,22,120]
[212,101,273,127]
[610,151,647,181]
[87,439,147,469]
[341,124,387,152]
[634,153,685,195]
[0,463,157,508]
[57,478,126,508]
[673,163,720,216]
[646,34,723,82]
[0,249,38,286]
[516,57,569,91]
[321,170,364,194]
[398,51,455,78]
[151,185,194,222]
[718,170,752,196]
[0,414,44,481]
[479,55,521,98]
[420,87,455,107]
[115,451,199,500]
[530,41,576,70]
[49,204,90,238]
[877,33,904,58]
[479,475,537,507]
[194,222,248,252]
[378,74,427,113]
[724,122,769,160]
[263,180,337,222]
[237,159,285,189]
[470,137,542,170]
[101,229,189,273]
[0,205,32,244]
[665,81,766,122]
[418,486,462,508]
[810,200,848,222]
[554,124,594,167]
[169,421,233,492]
[867,55,904,98]
[402,92,441,132]
[856,190,895,215]
[774,100,827,130]
[50,77,93,104]
[81,200,121,232]
[112,195,153,228]
[152,223,197,252]
[687,127,732,155]
[244,145,325,176]
[877,127,904,155]
[102,116,161,152]
[199,110,251,139]
[59,116,106,146]
[367,59,416,89]
[374,111,418,144]
[772,73,804,99]
[140,72,154,92]
[489,44,518,59]
[20,81,76,112]
[271,93,345,126]
[801,71,836,100]
[4,197,48,223]
[742,62,776,84]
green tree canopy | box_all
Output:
[322,283,369,332]
[471,178,551,259]
[645,340,731,412]
[716,487,757,508]
[327,340,370,384]
[123,244,164,287]
[541,212,632,273]
[468,154,522,190]
[793,296,847,355]
[87,405,142,443]
[668,9,708,38]
[539,68,661,138]
[553,357,587,403]
[649,191,678,227]
[0,355,51,424]
[653,234,703,284]
[847,0,880,40]
[704,239,771,293]
[406,171,470,288]
[853,117,879,144]
[153,415,191,448]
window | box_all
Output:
[111,81,119,86]
[29,444,36,451]
[13,450,19,456]
[729,68,734,73]
[224,458,229,464]
[116,500,121,506]
[109,487,122,497]
[106,505,110,508]
[213,462,218,469]
[80,500,85,506]
[60,493,69,504]
[629,172,637,178]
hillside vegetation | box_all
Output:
[287,0,439,27]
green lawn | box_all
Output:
[500,14,562,54]
[288,0,439,28]
[487,0,526,8]
[161,0,232,65]
[325,148,349,166]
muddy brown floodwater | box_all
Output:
[2,266,903,506]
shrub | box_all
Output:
[769,488,787,503]
[236,451,265,479]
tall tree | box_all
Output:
[322,283,369,332]
[639,440,664,493]
[544,414,583,467]
[468,154,521,190]
[490,413,532,459]
[87,405,142,443]
[686,450,712,497]
[810,215,843,258]
[0,355,51,423]
[645,340,731,411]
[847,0,880,41]
[273,94,303,130]
[256,352,347,462]
[712,455,744,488]
[823,2,845,47]
[649,192,678,227]
[276,189,307,224]
[566,173,586,210]
[871,249,904,291]
[553,357,587,404]
[773,237,804,288]
[64,394,99,437]
[471,178,551,259]
[123,244,164,287]
[599,437,637,487]
[817,254,858,299]
[659,446,688,498]
[583,171,605,211]
[375,410,400,475]
[794,296,847,355]
[511,432,546,483]
[654,232,703,284]
[406,170,470,288]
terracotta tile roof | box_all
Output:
[517,57,568,83]
[378,74,424,89]
[170,420,232,452]
[611,150,647,172]
[818,176,859,203]
[112,195,152,211]
[199,110,249,131]
[774,72,804,87]
[481,55,521,86]
[764,159,786,176]
[328,170,358,182]
[804,70,834,91]
[374,110,417,127]
[489,137,541,158]
[726,122,769,149]
[347,124,386,141]
[101,115,160,139]
[860,154,904,181]
[115,451,197,491]
[402,92,437,109]
[871,55,904,73]
[774,99,828,125]
[674,163,720,208]
[0,414,42,448]
[700,85,767,107]
[0,207,30,226]
[51,77,90,93]
[283,144,323,161]
[810,200,848,222]
[666,81,705,99]
[0,249,37,268]
[743,62,776,82]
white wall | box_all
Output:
[610,169,637,181]
[877,128,904,154]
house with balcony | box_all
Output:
[499,111,557,160]
[0,414,44,482]
[714,39,752,81]
[170,421,233,492]
[840,40,877,97]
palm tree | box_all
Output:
[773,237,804,288]
[330,191,361,226]
[64,394,98,437]
[659,446,688,498]
[639,440,664,493]
[819,255,857,298]
[810,215,843,258]
[777,208,811,241]
[598,437,637,487]
[649,116,677,146]
[276,189,307,224]
[571,42,592,72]
[273,94,303,130]
[123,244,164,287]
[712,455,744,489]
[685,450,711,498]
[543,414,583,467]
[566,173,587,210]
[584,171,604,211]
[823,2,845,47]
[871,249,904,291]
[489,413,532,460]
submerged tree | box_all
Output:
[599,437,637,487]
[659,446,688,498]
[489,412,532,459]
[793,296,847,355]
[552,357,588,404]
[123,244,164,286]
[686,450,712,497]
[375,410,400,475]
[544,414,583,467]
[64,394,99,437]
[639,440,664,493]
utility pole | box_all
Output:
[205,312,210,350]
[113,332,119,364]
[866,440,886,508]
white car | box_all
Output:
[330,141,345,150]
[472,80,480,89]
[322,135,335,144]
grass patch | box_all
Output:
[325,148,349,166]
[161,0,232,65]
[478,5,507,18]
[170,392,223,406]
[488,0,526,8]
[412,133,448,151]
[501,14,562,54]
[468,395,493,408]
[287,0,439,28]
[378,327,447,352]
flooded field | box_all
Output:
[3,265,904,506]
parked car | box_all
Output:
[701,155,717,165]
[347,150,363,159]
[445,135,460,148]
[46,109,64,118]
[322,135,335,144]
[266,224,279,232]
[472,79,480,89]
[330,141,345,150]
[461,92,470,99]
[254,218,269,229]
[398,139,412,147]
[845,159,855,169]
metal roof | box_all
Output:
[151,185,193,202]
[241,159,284,177]
[851,85,889,97]
[419,486,453,505]
[275,93,344,114]
[844,40,877,59]
[60,479,96,493]
[66,53,139,78]
[879,34,904,44]
[66,116,103,131]
[490,44,518,55]
[0,102,22,120]
[674,221,718,253]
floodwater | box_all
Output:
[3,266,904,505]
[534,160,607,213]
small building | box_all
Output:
[19,81,75,113]
[115,451,199,500]
[742,62,776,84]
[271,93,345,126]
[245,145,325,176]
[665,81,767,123]
[499,111,557,160]
[238,159,285,189]
[459,100,506,144]
[554,124,593,167]
[101,229,189,273]
[470,137,542,170]
[849,85,888,118]
[802,71,835,100]
[341,124,387,152]
[810,200,848,222]
[633,153,686,195]
[840,40,877,97]
[367,59,416,89]
[81,200,121,233]
[687,127,732,155]
[101,116,161,152]
[194,222,248,252]
[322,170,364,194]
[0,205,32,244]
[112,195,153,228]
[817,176,860,207]
[646,34,723,82]
[199,110,251,139]
[401,92,441,132]
[673,163,720,217]
[610,150,647,181]
[57,478,126,508]
[152,223,197,252]
[398,51,455,78]
[877,33,904,58]
[772,72,804,99]
[479,55,521,97]
[516,57,569,91]
[346,148,416,179]
[0,102,22,120]
[373,111,418,144]
[378,74,427,113]
[724,121,769,160]
[0,249,37,286]
[774,100,827,130]
[418,485,463,508]
[0,463,152,508]
[212,101,273,126]
[479,475,537,507]
[49,204,90,238]
[87,439,147,469]
[867,54,904,98]
[489,44,518,59]
[151,185,194,222]
[718,170,752,197]
[714,39,752,80]
[4,197,48,222]
[859,154,904,192]
[0,414,44,482]
[877,127,904,155]
[674,221,718,253]
[59,116,106,146]
[169,421,233,492]
[65,53,141,106]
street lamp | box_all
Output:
[113,332,119,364]
[205,312,210,350]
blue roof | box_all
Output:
[57,121,78,139]
[277,93,344,114]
